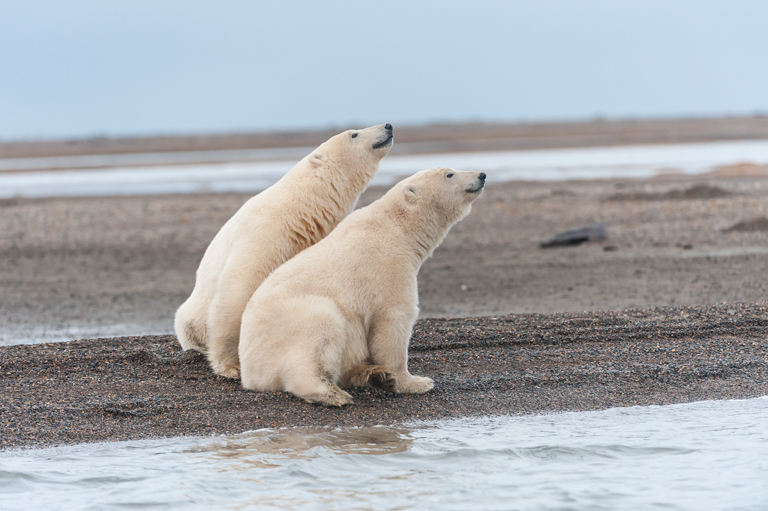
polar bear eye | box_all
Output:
[351,133,358,139]
[446,173,454,178]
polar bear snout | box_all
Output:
[371,123,394,150]
[466,172,486,194]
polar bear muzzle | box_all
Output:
[372,124,394,149]
[466,172,486,193]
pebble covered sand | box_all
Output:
[2,119,768,451]
[2,302,766,450]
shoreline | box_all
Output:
[3,302,767,450]
[3,116,768,160]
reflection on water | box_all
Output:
[1,397,767,510]
[189,426,412,469]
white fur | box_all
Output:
[239,168,486,406]
[175,124,393,378]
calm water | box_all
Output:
[3,139,768,198]
[2,397,767,510]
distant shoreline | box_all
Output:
[3,115,768,159]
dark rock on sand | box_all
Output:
[540,223,607,248]
[724,217,768,233]
[2,302,767,450]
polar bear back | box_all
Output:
[247,205,419,323]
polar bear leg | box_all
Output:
[206,302,245,379]
[206,276,257,379]
[206,251,275,379]
[368,313,434,394]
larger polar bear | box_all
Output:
[239,167,486,406]
[175,124,394,378]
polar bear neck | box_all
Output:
[278,158,380,250]
[383,200,471,266]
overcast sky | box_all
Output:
[1,0,767,140]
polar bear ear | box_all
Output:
[309,152,327,167]
[403,184,419,202]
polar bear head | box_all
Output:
[400,167,486,223]
[308,123,393,170]
[385,167,485,259]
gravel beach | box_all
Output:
[2,302,767,450]
[2,118,768,450]
[0,302,768,448]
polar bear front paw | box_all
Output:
[398,375,434,394]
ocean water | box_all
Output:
[2,397,767,511]
[2,139,768,198]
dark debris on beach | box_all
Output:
[2,302,767,450]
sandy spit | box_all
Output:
[2,302,767,450]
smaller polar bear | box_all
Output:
[175,124,393,378]
[239,167,486,406]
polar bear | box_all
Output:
[175,124,394,378]
[239,167,486,406]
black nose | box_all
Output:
[479,172,486,182]
[385,123,392,131]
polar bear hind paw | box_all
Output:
[212,363,241,380]
[304,386,354,407]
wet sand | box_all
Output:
[2,302,767,450]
